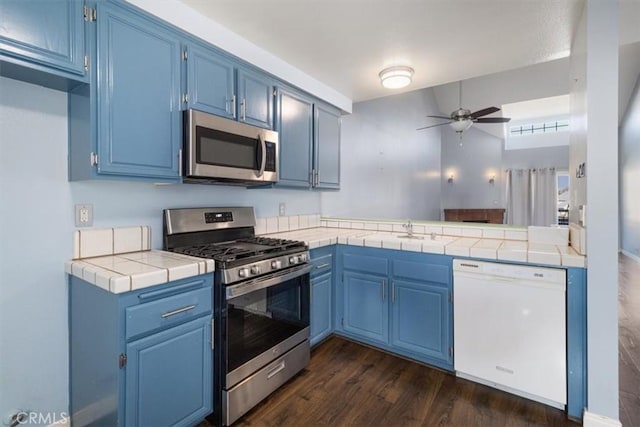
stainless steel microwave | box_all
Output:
[184,109,278,185]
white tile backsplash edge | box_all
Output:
[74,226,152,259]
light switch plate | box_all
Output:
[75,204,93,227]
[279,202,286,216]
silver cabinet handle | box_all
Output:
[267,361,286,379]
[315,263,330,269]
[241,98,246,121]
[232,95,237,118]
[161,304,196,318]
[391,281,396,304]
[381,279,386,301]
[178,148,182,176]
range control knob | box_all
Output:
[289,256,299,265]
[250,265,261,275]
[238,268,250,278]
[270,260,282,270]
[298,253,308,262]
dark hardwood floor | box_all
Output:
[203,254,640,427]
[209,337,575,427]
[618,253,640,427]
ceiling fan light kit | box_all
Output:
[450,119,473,133]
[416,81,512,134]
[379,66,414,89]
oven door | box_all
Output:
[224,264,311,388]
[185,109,277,183]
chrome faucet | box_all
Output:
[402,219,413,237]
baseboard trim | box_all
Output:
[620,249,640,263]
[583,410,622,427]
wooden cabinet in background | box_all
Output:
[444,209,505,224]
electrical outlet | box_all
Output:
[279,203,286,216]
[75,204,93,227]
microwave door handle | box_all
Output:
[256,134,266,178]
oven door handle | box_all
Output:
[226,264,312,300]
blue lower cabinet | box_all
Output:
[310,247,334,346]
[310,272,332,346]
[125,317,212,427]
[335,245,453,370]
[343,271,389,345]
[69,274,214,426]
[391,280,450,363]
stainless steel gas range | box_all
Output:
[163,207,311,426]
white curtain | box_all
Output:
[506,168,557,226]
[506,169,531,225]
[531,167,557,226]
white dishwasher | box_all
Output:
[453,259,566,408]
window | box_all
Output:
[510,119,569,137]
[557,171,569,225]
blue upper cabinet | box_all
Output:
[314,102,341,189]
[237,67,274,129]
[0,0,85,75]
[94,1,182,179]
[275,85,341,189]
[185,42,236,119]
[275,86,314,187]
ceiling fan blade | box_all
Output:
[426,115,453,120]
[417,122,452,131]
[469,107,500,118]
[474,117,512,123]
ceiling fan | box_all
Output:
[417,82,511,133]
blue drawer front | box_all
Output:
[343,253,388,276]
[311,253,333,277]
[392,259,450,284]
[126,286,212,340]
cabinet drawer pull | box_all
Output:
[161,304,196,318]
[266,361,286,379]
[315,263,330,269]
[381,279,386,301]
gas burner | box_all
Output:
[164,207,309,284]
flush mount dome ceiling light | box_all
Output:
[379,66,414,89]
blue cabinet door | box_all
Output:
[391,279,451,363]
[342,271,388,344]
[186,43,236,119]
[237,67,273,129]
[310,271,332,346]
[0,0,84,75]
[125,316,212,427]
[314,103,340,189]
[275,86,313,187]
[96,2,181,179]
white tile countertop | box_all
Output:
[262,227,586,268]
[66,226,214,294]
[66,250,215,294]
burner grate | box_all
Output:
[173,237,306,263]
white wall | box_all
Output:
[321,88,442,220]
[0,76,320,421]
[620,72,640,258]
[570,0,620,420]
[440,127,503,212]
